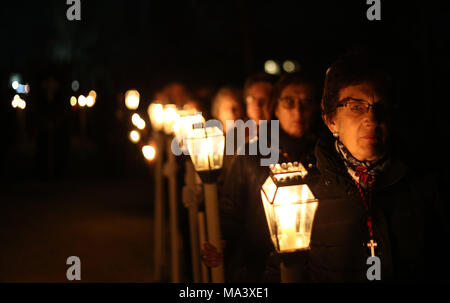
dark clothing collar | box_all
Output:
[314,133,408,190]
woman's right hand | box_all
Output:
[201,242,223,268]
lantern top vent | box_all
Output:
[268,162,308,186]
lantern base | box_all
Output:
[197,169,222,184]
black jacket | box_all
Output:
[288,133,449,282]
[219,127,316,282]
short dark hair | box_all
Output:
[266,71,318,120]
[243,73,276,96]
[321,48,395,124]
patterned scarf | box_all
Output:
[335,140,389,189]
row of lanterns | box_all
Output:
[124,89,319,282]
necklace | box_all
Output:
[350,169,378,257]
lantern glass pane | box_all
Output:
[261,181,319,253]
[186,126,224,171]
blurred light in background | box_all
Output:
[72,80,80,92]
[86,95,95,107]
[11,95,26,109]
[129,130,141,143]
[78,95,87,107]
[163,104,178,135]
[131,113,146,130]
[70,96,77,107]
[148,102,164,132]
[125,90,140,110]
[12,81,19,90]
[142,145,156,161]
[264,60,280,75]
[282,60,298,73]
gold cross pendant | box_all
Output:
[367,239,378,257]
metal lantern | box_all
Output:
[173,110,205,152]
[261,162,318,253]
[185,124,225,175]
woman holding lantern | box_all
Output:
[284,48,449,282]
[201,71,323,282]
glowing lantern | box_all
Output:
[163,104,178,135]
[131,113,146,130]
[142,144,156,161]
[125,90,140,110]
[148,102,165,132]
[185,124,225,174]
[261,162,318,253]
[173,110,205,152]
[129,130,141,143]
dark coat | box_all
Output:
[287,133,450,282]
[219,128,316,282]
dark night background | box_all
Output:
[0,0,449,282]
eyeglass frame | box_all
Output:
[278,96,314,110]
[335,97,393,115]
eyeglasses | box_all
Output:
[278,97,312,110]
[335,97,392,116]
[246,95,268,106]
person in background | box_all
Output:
[202,71,322,282]
[211,87,243,134]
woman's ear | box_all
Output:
[323,114,336,134]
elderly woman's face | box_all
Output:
[326,83,390,161]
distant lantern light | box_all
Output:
[70,96,77,107]
[148,102,165,132]
[129,130,141,143]
[86,96,95,107]
[142,145,156,161]
[131,113,146,130]
[78,95,87,107]
[12,81,19,90]
[125,90,140,110]
[88,90,97,99]
[283,60,297,73]
[72,80,80,92]
[19,100,26,109]
[163,104,179,135]
[265,60,280,75]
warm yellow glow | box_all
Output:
[86,95,95,107]
[260,163,319,253]
[148,103,164,131]
[163,104,178,134]
[264,60,280,75]
[129,130,141,143]
[70,96,77,106]
[131,113,146,130]
[283,60,296,73]
[186,126,225,171]
[88,90,97,99]
[125,90,140,110]
[142,145,156,161]
[19,100,26,109]
[12,95,26,109]
[173,111,205,149]
[78,95,87,107]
